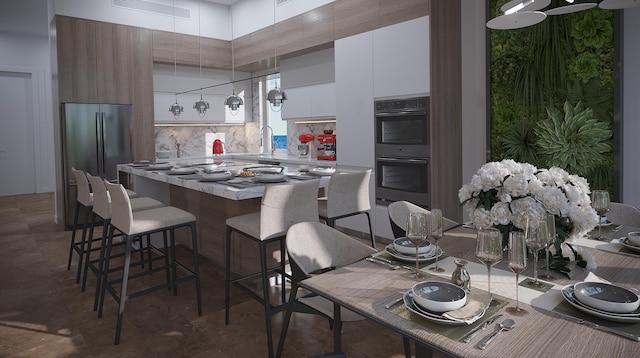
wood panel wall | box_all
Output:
[429,0,463,221]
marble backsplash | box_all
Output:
[155,121,336,159]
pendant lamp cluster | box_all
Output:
[266,0,286,112]
[169,0,184,119]
[487,0,640,30]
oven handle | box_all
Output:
[376,157,428,165]
[375,110,428,117]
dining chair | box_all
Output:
[100,181,202,345]
[608,202,640,227]
[318,169,375,247]
[225,179,320,358]
[387,200,459,238]
[275,221,376,358]
[82,173,164,307]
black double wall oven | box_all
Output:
[374,96,430,208]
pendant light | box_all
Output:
[545,1,596,15]
[225,5,243,115]
[169,0,183,119]
[599,0,640,9]
[266,0,286,112]
[193,0,210,117]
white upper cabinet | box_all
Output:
[373,16,430,98]
[280,48,336,120]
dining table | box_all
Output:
[297,224,640,357]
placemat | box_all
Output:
[520,278,554,293]
[551,300,640,341]
[390,292,507,342]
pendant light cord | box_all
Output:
[173,0,177,102]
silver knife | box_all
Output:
[462,314,503,343]
[370,256,414,271]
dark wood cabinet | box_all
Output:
[56,17,98,103]
[152,30,230,69]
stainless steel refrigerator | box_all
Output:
[61,103,133,229]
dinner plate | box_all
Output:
[145,164,173,171]
[252,173,288,183]
[385,244,443,263]
[561,285,640,323]
[619,238,640,253]
[573,281,639,313]
[403,290,482,326]
[308,167,336,176]
[199,172,233,182]
[166,168,198,175]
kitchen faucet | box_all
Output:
[260,125,275,154]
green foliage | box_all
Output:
[535,101,612,177]
[489,0,614,194]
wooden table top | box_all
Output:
[299,227,640,357]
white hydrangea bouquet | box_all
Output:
[459,159,600,274]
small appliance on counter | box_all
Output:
[298,133,314,158]
[317,130,336,161]
[213,139,225,155]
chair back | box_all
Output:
[260,180,320,240]
[608,202,640,227]
[71,167,92,206]
[326,169,371,218]
[286,221,377,277]
[388,200,459,238]
[86,173,110,219]
[104,181,134,234]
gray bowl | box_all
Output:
[412,281,467,313]
[393,237,432,255]
[574,281,639,313]
[627,231,640,247]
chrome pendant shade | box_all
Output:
[169,101,184,120]
[267,87,287,110]
[266,0,286,111]
[225,90,244,113]
[194,95,210,117]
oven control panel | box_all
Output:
[375,97,428,112]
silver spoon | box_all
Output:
[478,319,516,350]
[366,257,400,270]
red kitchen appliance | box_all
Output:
[317,130,336,161]
[298,133,314,158]
[212,139,224,155]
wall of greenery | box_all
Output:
[489,0,614,193]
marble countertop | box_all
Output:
[118,156,334,201]
[162,153,337,167]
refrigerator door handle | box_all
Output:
[100,112,106,175]
[95,112,102,174]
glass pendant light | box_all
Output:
[266,0,286,112]
[225,5,243,115]
[168,0,183,119]
[193,0,209,118]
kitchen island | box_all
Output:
[117,155,335,273]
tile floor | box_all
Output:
[0,193,429,358]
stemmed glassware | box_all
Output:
[475,228,503,304]
[538,213,557,281]
[525,219,547,287]
[506,231,528,316]
[592,190,611,241]
[428,209,444,273]
[406,212,429,279]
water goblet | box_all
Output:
[506,231,528,316]
[525,219,547,287]
[406,212,429,279]
[475,228,503,304]
[591,190,610,241]
[428,209,445,273]
[538,213,557,281]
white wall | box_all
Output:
[0,32,55,194]
[622,6,640,208]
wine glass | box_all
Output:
[525,219,547,287]
[506,231,528,316]
[538,213,557,281]
[475,228,503,304]
[406,212,429,279]
[428,209,444,273]
[592,190,610,241]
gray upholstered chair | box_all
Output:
[225,179,320,358]
[101,181,202,345]
[608,202,640,227]
[276,221,377,358]
[388,200,459,238]
[318,169,375,247]
[82,173,163,307]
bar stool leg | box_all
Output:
[94,218,110,312]
[169,228,178,296]
[114,235,133,345]
[225,226,233,325]
[260,241,275,358]
[162,231,171,291]
[81,210,98,292]
[365,212,375,248]
[189,222,203,316]
[67,202,81,270]
[75,205,92,284]
[98,225,116,319]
